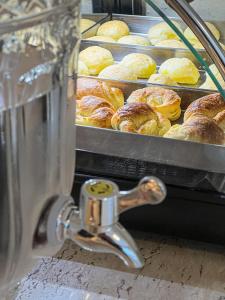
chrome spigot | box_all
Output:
[54,177,166,268]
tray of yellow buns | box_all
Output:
[77,41,224,91]
[75,77,225,173]
[81,13,225,51]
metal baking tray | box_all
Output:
[82,13,225,50]
[80,40,210,89]
[76,78,225,174]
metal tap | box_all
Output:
[50,177,166,268]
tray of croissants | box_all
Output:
[77,14,225,91]
[75,77,225,146]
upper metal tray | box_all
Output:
[76,78,225,174]
[82,13,225,49]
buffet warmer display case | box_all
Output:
[74,2,225,245]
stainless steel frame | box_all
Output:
[76,78,225,173]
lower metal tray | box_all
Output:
[76,78,225,174]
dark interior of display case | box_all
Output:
[72,151,225,246]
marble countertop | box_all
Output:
[13,231,225,300]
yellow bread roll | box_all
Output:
[148,74,178,86]
[159,58,200,85]
[78,60,89,76]
[98,64,137,81]
[117,35,150,46]
[97,20,129,40]
[155,39,187,48]
[127,86,181,121]
[120,53,156,79]
[79,46,114,75]
[86,36,116,43]
[184,22,220,45]
[200,64,225,90]
[148,21,183,45]
[81,19,99,38]
[111,103,171,136]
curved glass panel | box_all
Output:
[145,0,225,99]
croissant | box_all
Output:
[126,86,181,121]
[111,103,171,136]
[184,93,225,132]
[76,95,115,128]
[76,78,124,110]
[164,115,225,145]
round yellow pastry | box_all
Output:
[200,64,225,90]
[85,36,116,43]
[148,74,178,86]
[78,60,89,76]
[79,46,114,75]
[97,20,129,40]
[159,58,200,85]
[120,53,156,79]
[98,64,137,81]
[184,22,220,45]
[148,21,183,45]
[155,39,187,48]
[117,35,150,46]
[80,19,99,38]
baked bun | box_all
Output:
[111,103,171,136]
[200,64,225,90]
[148,21,183,45]
[79,46,114,75]
[78,60,89,76]
[159,58,200,85]
[184,22,220,45]
[97,20,129,40]
[98,64,137,81]
[86,36,116,43]
[81,19,99,38]
[164,115,225,145]
[148,74,178,86]
[184,93,225,131]
[76,95,115,128]
[127,86,181,121]
[117,35,150,46]
[76,78,124,110]
[155,39,187,48]
[194,42,225,50]
[120,53,157,79]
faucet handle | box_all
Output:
[79,176,166,231]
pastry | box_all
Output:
[97,20,129,40]
[148,74,178,86]
[127,86,181,121]
[81,19,99,38]
[184,93,225,123]
[78,60,89,76]
[120,53,157,79]
[85,36,116,43]
[155,39,187,48]
[184,22,220,45]
[148,21,183,45]
[98,64,137,81]
[164,115,225,145]
[111,102,171,136]
[76,78,124,110]
[117,35,150,46]
[79,46,114,75]
[159,58,200,85]
[200,64,225,90]
[76,95,115,128]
